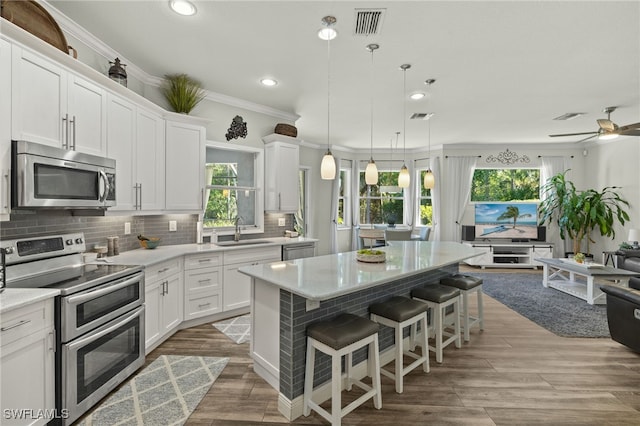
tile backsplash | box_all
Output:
[0,211,294,253]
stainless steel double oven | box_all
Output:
[2,233,145,425]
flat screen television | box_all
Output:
[474,202,539,240]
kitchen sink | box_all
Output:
[215,239,272,246]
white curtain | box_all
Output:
[442,156,477,241]
[540,156,571,256]
[404,162,415,227]
[430,156,442,241]
[351,161,361,250]
[329,158,341,254]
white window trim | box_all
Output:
[204,141,264,236]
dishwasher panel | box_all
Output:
[282,243,316,260]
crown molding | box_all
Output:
[41,1,300,123]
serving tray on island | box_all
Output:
[559,258,605,268]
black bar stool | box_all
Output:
[303,313,382,426]
[411,284,461,363]
[441,274,484,342]
[369,296,430,393]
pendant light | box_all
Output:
[398,64,411,188]
[319,16,337,180]
[365,43,379,185]
[423,115,435,189]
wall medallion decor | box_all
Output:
[485,148,530,165]
[225,115,248,141]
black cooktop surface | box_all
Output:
[7,263,143,295]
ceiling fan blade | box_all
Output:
[576,134,598,143]
[549,131,598,137]
[597,118,617,132]
[619,129,640,136]
[618,122,640,136]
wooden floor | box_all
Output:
[148,268,640,425]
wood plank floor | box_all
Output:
[147,268,640,425]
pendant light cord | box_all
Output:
[402,68,407,164]
[369,47,374,160]
[326,30,331,152]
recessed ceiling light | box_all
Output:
[169,0,196,16]
[410,93,425,100]
[260,78,278,87]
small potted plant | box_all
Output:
[161,73,206,114]
[573,252,586,264]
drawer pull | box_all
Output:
[198,302,211,308]
[158,267,170,273]
[198,259,212,263]
[198,279,211,283]
[1,319,31,332]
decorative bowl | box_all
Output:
[356,249,386,263]
[139,237,161,249]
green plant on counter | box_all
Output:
[573,252,585,263]
[161,73,206,114]
[357,249,384,255]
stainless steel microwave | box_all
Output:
[12,140,116,209]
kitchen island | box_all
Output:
[238,241,481,420]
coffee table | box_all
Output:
[536,258,640,305]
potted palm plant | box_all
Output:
[161,73,206,114]
[538,170,630,256]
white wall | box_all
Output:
[583,137,640,257]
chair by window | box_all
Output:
[359,228,386,249]
[419,226,431,241]
[385,229,412,241]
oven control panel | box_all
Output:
[0,233,86,265]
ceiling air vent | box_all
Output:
[410,113,435,120]
[353,8,386,36]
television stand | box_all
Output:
[462,241,554,269]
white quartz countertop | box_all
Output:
[238,241,482,301]
[0,288,60,314]
[92,237,318,267]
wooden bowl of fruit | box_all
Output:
[356,249,386,263]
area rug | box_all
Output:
[467,272,610,338]
[212,314,251,344]
[78,355,228,426]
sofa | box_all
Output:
[602,249,640,352]
[615,249,640,289]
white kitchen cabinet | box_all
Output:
[263,138,299,213]
[165,120,205,211]
[107,94,165,211]
[184,252,223,320]
[144,258,183,352]
[0,299,55,426]
[1,37,12,219]
[223,246,281,311]
[135,108,165,210]
[11,45,107,155]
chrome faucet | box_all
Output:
[234,216,243,241]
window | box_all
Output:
[417,169,433,226]
[337,167,351,227]
[359,169,404,225]
[203,143,263,232]
[471,169,540,202]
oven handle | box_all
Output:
[66,305,143,351]
[66,273,142,305]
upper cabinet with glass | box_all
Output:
[262,134,300,213]
[204,142,264,234]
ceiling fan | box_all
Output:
[549,106,640,142]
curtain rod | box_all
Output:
[537,155,574,158]
[444,155,482,158]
